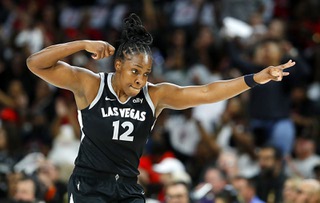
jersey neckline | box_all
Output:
[107,73,132,105]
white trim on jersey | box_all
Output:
[77,110,85,142]
[108,73,132,104]
[143,83,155,116]
[69,194,74,203]
[88,72,105,110]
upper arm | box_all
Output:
[27,59,100,109]
[149,83,212,112]
[149,77,249,116]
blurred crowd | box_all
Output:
[0,0,320,203]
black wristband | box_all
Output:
[244,74,260,88]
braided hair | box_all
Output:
[115,13,153,61]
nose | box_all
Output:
[135,75,145,86]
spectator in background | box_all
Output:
[217,151,239,181]
[194,167,233,203]
[232,176,265,203]
[10,175,44,203]
[221,0,268,24]
[290,84,319,137]
[252,145,287,203]
[214,190,239,203]
[166,0,217,29]
[164,108,201,163]
[295,179,320,203]
[36,160,67,203]
[14,12,44,54]
[282,177,302,203]
[226,37,308,156]
[0,126,16,198]
[153,157,192,202]
[165,181,191,203]
[187,120,220,185]
[1,79,28,113]
[162,28,191,86]
[214,97,259,178]
[286,134,320,178]
[47,96,80,184]
[189,28,228,134]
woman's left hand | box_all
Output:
[254,60,296,84]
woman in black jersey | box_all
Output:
[26,13,295,203]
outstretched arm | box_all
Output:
[150,60,295,116]
[26,40,115,109]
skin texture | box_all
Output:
[26,40,295,118]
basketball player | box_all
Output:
[26,13,295,203]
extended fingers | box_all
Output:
[281,59,296,69]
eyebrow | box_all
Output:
[133,63,151,72]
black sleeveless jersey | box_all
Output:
[75,72,156,177]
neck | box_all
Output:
[111,73,129,102]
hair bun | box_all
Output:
[121,13,153,45]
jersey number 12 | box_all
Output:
[112,120,134,141]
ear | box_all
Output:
[115,60,122,71]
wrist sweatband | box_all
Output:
[244,74,260,88]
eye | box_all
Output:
[144,72,150,77]
[132,69,138,74]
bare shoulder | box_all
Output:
[71,67,102,109]
[147,82,180,116]
[147,82,172,100]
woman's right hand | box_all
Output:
[84,40,116,60]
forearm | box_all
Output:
[208,61,293,102]
[27,40,87,69]
[204,76,251,103]
[156,75,253,111]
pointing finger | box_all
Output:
[282,60,296,69]
[283,72,290,76]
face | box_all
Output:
[282,179,300,203]
[165,184,189,203]
[204,169,226,194]
[115,53,152,97]
[294,138,314,158]
[232,178,253,202]
[296,180,320,203]
[14,179,36,202]
[258,148,276,172]
[254,42,282,66]
[295,184,312,203]
[160,173,172,186]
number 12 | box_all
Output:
[112,120,134,141]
